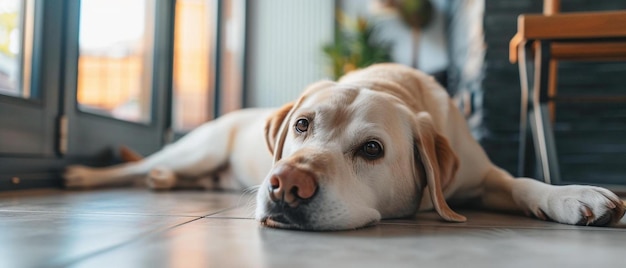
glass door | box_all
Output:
[63,0,173,159]
[0,0,54,155]
[1,0,176,190]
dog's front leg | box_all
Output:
[510,178,625,226]
[480,167,625,226]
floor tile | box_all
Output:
[0,188,243,217]
[2,189,625,268]
[71,217,626,268]
[0,211,194,268]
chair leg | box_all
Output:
[530,41,561,184]
[517,41,561,183]
[519,118,535,178]
[517,41,531,177]
[529,104,560,184]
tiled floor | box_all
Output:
[1,188,625,268]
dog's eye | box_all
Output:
[360,140,383,160]
[294,118,309,133]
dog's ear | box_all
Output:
[413,112,466,222]
[264,102,295,155]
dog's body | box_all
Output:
[65,64,624,230]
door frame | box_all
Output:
[0,0,67,190]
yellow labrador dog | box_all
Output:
[65,63,625,230]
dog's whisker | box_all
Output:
[236,185,260,209]
[227,190,258,219]
[242,185,260,194]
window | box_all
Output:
[76,0,155,123]
[170,0,247,132]
[0,0,35,98]
[219,0,246,114]
[171,0,215,132]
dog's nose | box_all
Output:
[269,164,317,206]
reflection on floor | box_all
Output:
[1,188,625,268]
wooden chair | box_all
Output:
[509,0,626,184]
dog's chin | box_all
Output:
[259,214,381,231]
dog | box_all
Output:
[65,63,625,230]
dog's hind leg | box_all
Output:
[64,113,241,189]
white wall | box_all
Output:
[245,0,335,108]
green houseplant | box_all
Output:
[322,13,392,80]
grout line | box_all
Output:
[51,216,207,268]
[0,209,205,218]
[206,216,255,220]
[51,205,244,267]
[48,204,244,267]
[202,207,256,220]
[200,206,241,218]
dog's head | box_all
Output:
[256,80,466,230]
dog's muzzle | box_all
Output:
[262,162,319,229]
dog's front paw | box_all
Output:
[63,165,98,188]
[536,185,625,226]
